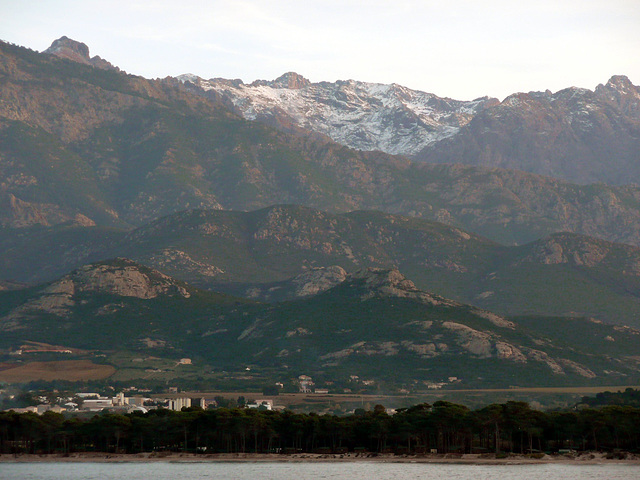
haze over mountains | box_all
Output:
[1,36,639,389]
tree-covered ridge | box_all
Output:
[2,259,640,389]
[5,206,640,327]
[1,400,639,455]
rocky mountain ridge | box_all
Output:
[1,36,639,390]
[177,71,498,156]
[424,75,640,185]
[178,70,640,185]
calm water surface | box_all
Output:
[2,462,640,480]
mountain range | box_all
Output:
[2,39,640,248]
[1,36,640,389]
[180,71,640,185]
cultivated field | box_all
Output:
[0,360,115,382]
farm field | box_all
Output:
[0,360,116,382]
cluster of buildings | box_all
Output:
[6,392,152,415]
[4,391,276,415]
[423,377,461,390]
[296,375,330,394]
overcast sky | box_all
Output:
[2,0,638,100]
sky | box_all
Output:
[1,0,639,100]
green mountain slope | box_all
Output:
[1,261,638,389]
[2,206,640,326]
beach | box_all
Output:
[2,451,639,464]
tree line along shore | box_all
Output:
[1,400,639,457]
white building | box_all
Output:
[246,400,273,410]
[169,397,191,411]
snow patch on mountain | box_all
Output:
[177,73,497,156]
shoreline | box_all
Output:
[2,452,639,464]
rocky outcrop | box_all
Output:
[0,193,97,228]
[0,259,191,327]
[351,268,459,306]
[243,266,348,302]
[525,236,608,266]
[68,260,191,299]
[290,266,348,297]
[44,36,116,70]
[258,72,311,90]
[442,322,493,358]
[516,233,640,273]
[145,249,225,278]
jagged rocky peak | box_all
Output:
[602,75,636,93]
[177,73,200,84]
[500,91,548,108]
[249,72,311,89]
[45,36,90,62]
[43,36,115,70]
[185,70,497,155]
[189,75,245,88]
[271,72,311,89]
[592,76,638,98]
[594,75,640,119]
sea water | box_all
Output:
[1,462,639,480]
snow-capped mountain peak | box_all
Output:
[176,73,498,155]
